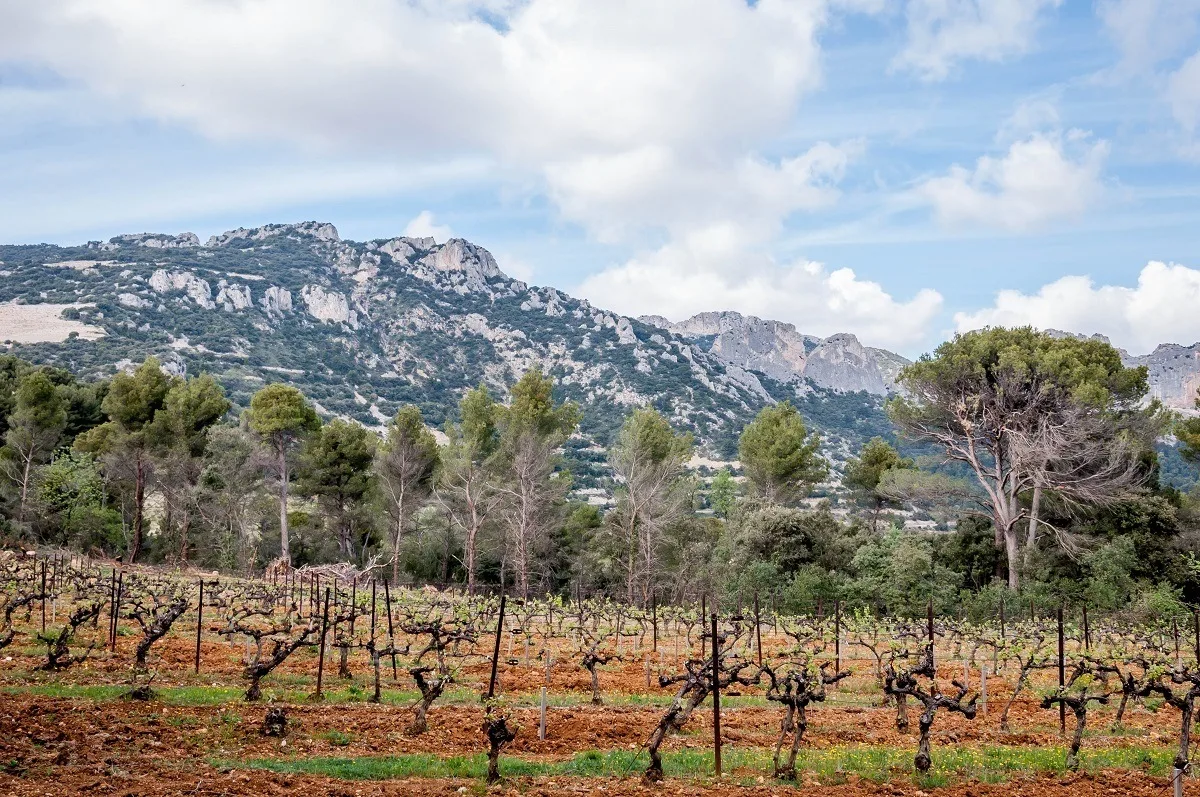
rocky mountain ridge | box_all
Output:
[1045,330,1200,410]
[639,311,909,395]
[0,222,893,463]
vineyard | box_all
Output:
[1,552,1197,796]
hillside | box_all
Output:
[0,222,894,465]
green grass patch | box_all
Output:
[225,744,1174,785]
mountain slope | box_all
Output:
[640,311,908,394]
[0,222,893,461]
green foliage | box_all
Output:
[35,450,122,550]
[707,468,737,517]
[738,401,828,504]
[498,367,581,442]
[246,384,320,445]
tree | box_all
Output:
[738,402,827,505]
[245,384,320,566]
[147,373,231,562]
[606,408,693,605]
[888,327,1151,590]
[195,425,265,571]
[36,450,120,551]
[377,406,440,584]
[843,437,914,532]
[494,368,581,598]
[298,418,376,561]
[1,371,67,522]
[75,358,176,562]
[708,468,737,518]
[1178,389,1200,463]
[437,385,501,595]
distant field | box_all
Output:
[0,301,105,343]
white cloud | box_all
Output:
[402,211,452,243]
[1,0,891,321]
[954,261,1200,354]
[916,126,1108,232]
[892,0,1063,81]
[1168,53,1200,134]
[577,226,943,349]
[1098,0,1200,74]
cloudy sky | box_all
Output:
[3,0,1200,357]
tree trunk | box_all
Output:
[1023,485,1041,571]
[278,445,290,564]
[392,490,405,585]
[17,453,32,523]
[1004,525,1020,591]
[129,456,146,562]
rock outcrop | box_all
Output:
[642,312,904,394]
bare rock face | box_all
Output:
[804,333,888,394]
[417,238,503,292]
[108,232,201,249]
[300,285,358,328]
[207,221,339,248]
[1125,343,1200,409]
[643,311,906,394]
[260,286,293,318]
[216,281,253,311]
[148,269,215,309]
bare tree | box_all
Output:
[376,407,439,584]
[606,408,693,606]
[495,434,567,598]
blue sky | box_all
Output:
[2,0,1200,357]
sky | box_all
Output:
[2,0,1200,358]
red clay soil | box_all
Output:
[0,766,1175,797]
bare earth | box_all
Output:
[0,302,105,343]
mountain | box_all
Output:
[1045,330,1200,411]
[0,222,896,466]
[639,311,908,395]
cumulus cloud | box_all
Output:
[402,211,452,243]
[916,127,1108,232]
[954,261,1200,354]
[892,0,1063,81]
[577,227,943,349]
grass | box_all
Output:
[224,744,1175,785]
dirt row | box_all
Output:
[0,691,1178,772]
[0,765,1176,797]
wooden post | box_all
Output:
[1082,606,1090,651]
[980,663,988,716]
[834,598,841,674]
[194,579,204,674]
[538,686,547,741]
[107,569,117,647]
[315,587,331,700]
[1193,609,1200,666]
[1057,606,1065,737]
[711,612,721,778]
[488,595,507,699]
[40,560,47,633]
[369,580,377,647]
[652,597,658,653]
[754,592,763,668]
[110,571,123,653]
[1173,618,1182,665]
[383,580,398,680]
[927,598,934,662]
